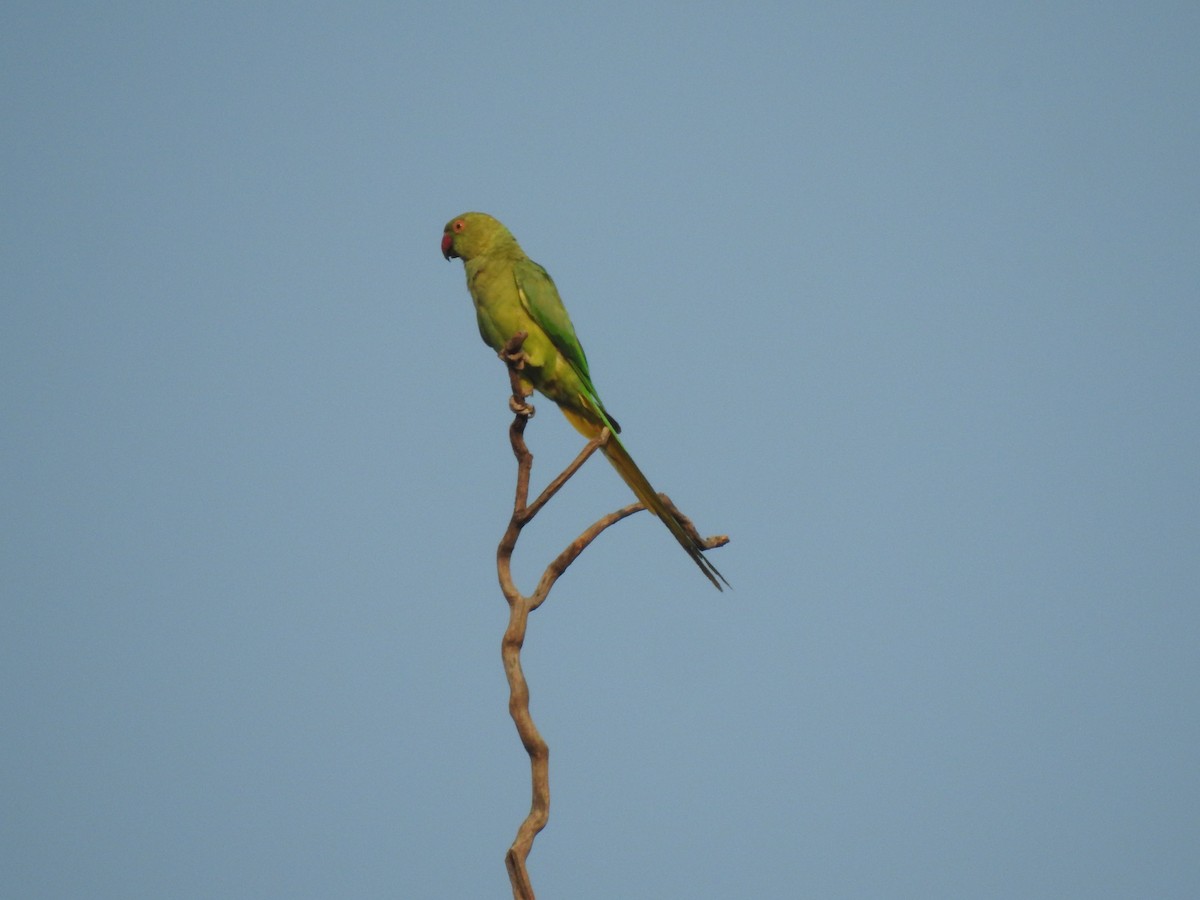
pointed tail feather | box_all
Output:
[559,407,727,590]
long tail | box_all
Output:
[561,408,729,591]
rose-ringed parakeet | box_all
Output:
[441,212,727,590]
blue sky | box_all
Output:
[3,3,1198,897]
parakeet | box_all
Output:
[441,212,727,590]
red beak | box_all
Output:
[441,232,456,260]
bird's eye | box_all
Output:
[453,219,466,233]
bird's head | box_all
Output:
[441,212,512,262]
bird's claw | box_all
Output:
[498,333,529,370]
[509,395,535,418]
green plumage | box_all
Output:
[442,211,727,590]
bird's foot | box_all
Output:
[509,395,535,418]
[499,332,529,370]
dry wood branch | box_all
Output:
[658,492,731,551]
[529,501,642,610]
[490,332,731,895]
[500,588,544,900]
[523,436,605,524]
[493,333,652,899]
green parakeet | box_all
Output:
[441,212,728,590]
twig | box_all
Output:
[493,333,646,899]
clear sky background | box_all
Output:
[3,4,1197,898]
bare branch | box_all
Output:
[658,492,731,550]
[490,335,720,897]
[500,588,546,900]
[529,501,644,609]
[522,433,606,524]
[493,334,547,899]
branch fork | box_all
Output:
[495,333,642,898]
[492,331,722,898]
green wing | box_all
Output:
[513,259,589,373]
[513,258,621,432]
